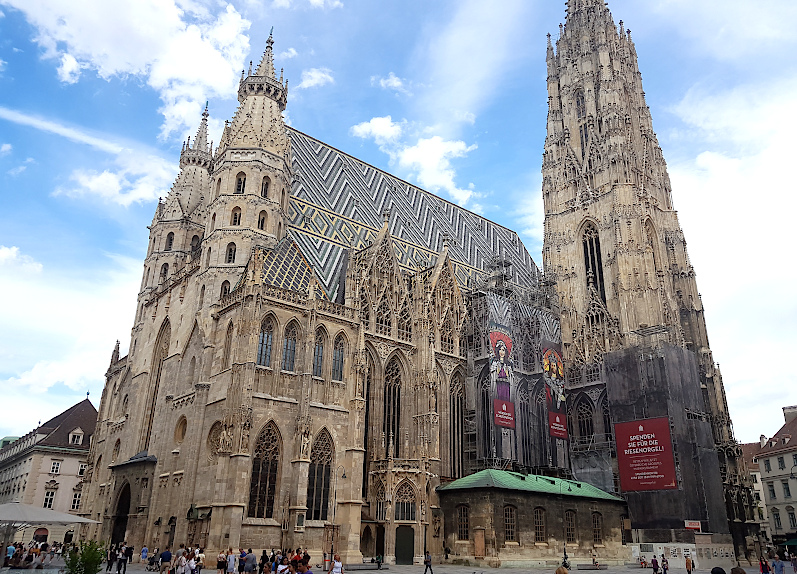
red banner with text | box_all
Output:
[493,399,516,429]
[615,417,678,492]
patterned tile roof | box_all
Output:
[260,238,320,295]
[287,128,540,300]
[437,469,624,502]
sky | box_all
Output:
[0,0,794,444]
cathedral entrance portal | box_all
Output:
[395,526,414,565]
[111,483,131,545]
[376,525,385,558]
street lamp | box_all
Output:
[331,465,347,556]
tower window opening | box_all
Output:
[258,211,267,231]
[582,223,606,302]
[220,280,230,298]
[235,172,246,194]
[261,177,270,198]
[159,263,169,283]
[231,207,242,226]
[165,232,174,251]
[226,242,236,264]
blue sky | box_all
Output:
[0,0,795,443]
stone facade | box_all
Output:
[540,0,758,560]
[0,399,96,544]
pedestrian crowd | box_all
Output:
[4,540,66,569]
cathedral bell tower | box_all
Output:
[202,31,292,303]
[542,0,757,557]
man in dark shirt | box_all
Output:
[160,548,173,574]
[297,559,312,574]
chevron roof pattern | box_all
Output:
[260,238,318,295]
[286,128,540,300]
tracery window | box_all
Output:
[564,509,577,543]
[394,482,416,521]
[235,172,246,194]
[312,331,325,378]
[331,335,345,381]
[592,512,603,544]
[582,223,606,302]
[257,318,274,367]
[534,507,546,542]
[223,322,234,369]
[248,422,280,518]
[226,242,236,264]
[383,358,402,458]
[450,374,465,479]
[504,505,517,542]
[457,505,469,540]
[440,313,454,354]
[307,430,333,521]
[375,482,386,521]
[375,296,392,337]
[577,400,594,439]
[397,299,412,341]
[231,207,242,226]
[165,232,174,251]
[282,322,298,372]
[112,439,121,463]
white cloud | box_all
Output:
[0,245,43,273]
[278,47,298,59]
[273,0,342,8]
[295,67,334,90]
[2,0,251,139]
[7,157,33,176]
[0,106,175,205]
[371,72,411,95]
[0,143,10,156]
[0,58,6,72]
[350,115,403,147]
[664,77,797,442]
[398,136,477,206]
[0,250,140,435]
[56,53,81,83]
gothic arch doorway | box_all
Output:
[395,525,414,565]
[360,525,374,558]
[111,483,131,544]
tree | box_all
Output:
[64,540,106,574]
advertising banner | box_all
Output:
[493,399,516,429]
[542,343,567,439]
[615,417,678,491]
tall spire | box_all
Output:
[193,102,210,151]
[180,105,212,170]
[255,28,276,79]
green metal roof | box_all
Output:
[437,469,624,502]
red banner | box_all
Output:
[548,410,568,439]
[615,417,678,492]
[493,399,516,429]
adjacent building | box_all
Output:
[742,441,771,551]
[0,399,96,543]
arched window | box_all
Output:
[210,213,216,231]
[577,400,594,439]
[331,335,344,381]
[199,284,205,307]
[307,430,333,521]
[226,242,236,264]
[383,358,402,458]
[375,296,391,336]
[190,235,200,254]
[450,374,464,479]
[231,207,242,226]
[565,510,577,543]
[215,178,221,198]
[248,422,280,519]
[440,313,454,354]
[165,232,174,251]
[112,439,120,462]
[592,512,603,544]
[282,322,298,371]
[375,482,386,521]
[205,247,212,268]
[360,292,370,330]
[504,505,517,542]
[576,89,587,119]
[312,331,325,378]
[258,210,267,231]
[459,326,467,357]
[257,318,274,367]
[159,263,169,283]
[397,299,411,341]
[223,322,233,369]
[261,177,270,198]
[235,172,246,194]
[534,507,546,542]
[220,280,230,298]
[456,504,469,539]
[395,482,416,521]
[582,223,606,302]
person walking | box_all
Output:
[762,557,772,574]
[327,553,343,574]
[244,550,257,574]
[651,556,659,574]
[226,549,237,574]
[686,556,693,574]
[159,547,173,574]
[276,557,289,574]
[773,555,786,574]
[423,550,433,574]
[661,555,669,574]
[142,546,149,564]
[108,545,117,572]
[216,550,227,574]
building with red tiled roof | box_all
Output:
[0,398,97,544]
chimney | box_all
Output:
[761,434,768,448]
[784,405,797,424]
